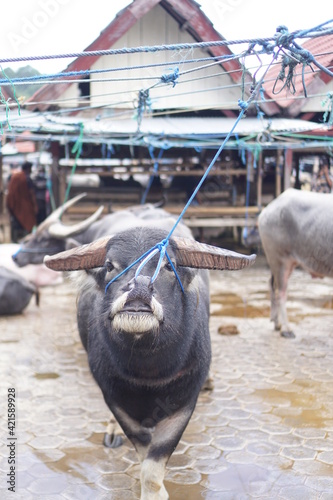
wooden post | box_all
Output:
[275,149,282,197]
[50,141,61,207]
[284,148,293,190]
[0,148,3,215]
[257,149,263,209]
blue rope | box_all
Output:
[0,38,278,66]
[1,24,333,67]
[104,239,184,294]
[1,66,21,114]
[60,122,84,215]
[105,246,156,293]
[141,147,163,204]
[165,99,249,242]
[0,56,235,86]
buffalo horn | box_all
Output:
[37,193,88,232]
[171,237,256,270]
[44,234,255,272]
[44,236,111,271]
[48,205,104,238]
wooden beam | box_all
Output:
[284,149,293,190]
[257,150,263,209]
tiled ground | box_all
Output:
[1,256,333,499]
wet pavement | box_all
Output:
[1,256,333,499]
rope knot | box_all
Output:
[136,88,151,129]
[238,99,249,111]
[261,41,275,54]
[296,48,314,65]
[161,67,179,87]
[274,25,292,48]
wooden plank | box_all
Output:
[66,203,260,218]
[185,217,256,228]
[165,205,260,216]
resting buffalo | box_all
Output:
[44,218,255,499]
[0,266,38,315]
[258,188,333,338]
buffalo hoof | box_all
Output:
[103,432,123,448]
[280,330,295,339]
[201,376,214,391]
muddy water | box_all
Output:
[1,260,333,499]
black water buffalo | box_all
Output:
[258,188,333,338]
[44,221,255,499]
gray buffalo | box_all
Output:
[12,193,193,267]
[44,220,255,499]
[258,188,333,338]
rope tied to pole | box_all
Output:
[60,122,84,216]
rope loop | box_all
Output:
[273,54,298,95]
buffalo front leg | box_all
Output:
[140,458,169,500]
[271,260,296,338]
[269,274,279,330]
[117,406,194,500]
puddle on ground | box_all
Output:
[254,384,330,428]
[210,292,270,318]
[301,296,333,309]
[211,290,333,321]
[33,372,60,380]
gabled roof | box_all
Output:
[28,0,279,115]
[263,34,333,117]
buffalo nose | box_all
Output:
[134,275,153,289]
[124,275,153,297]
[127,275,153,305]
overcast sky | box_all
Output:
[0,0,332,74]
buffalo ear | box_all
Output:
[44,236,112,271]
[171,237,256,270]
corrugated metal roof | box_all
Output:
[2,111,328,142]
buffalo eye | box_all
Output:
[165,260,175,272]
[105,260,114,273]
